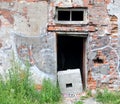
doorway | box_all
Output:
[57,34,87,89]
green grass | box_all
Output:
[96,89,120,104]
[74,100,83,104]
[0,60,61,104]
[39,79,61,104]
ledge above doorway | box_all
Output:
[47,25,96,32]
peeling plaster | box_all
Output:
[1,0,120,90]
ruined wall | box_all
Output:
[48,0,120,90]
[88,0,120,90]
[1,0,120,90]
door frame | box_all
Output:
[56,32,88,90]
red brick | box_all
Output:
[50,2,54,6]
[88,70,97,89]
[83,0,89,6]
[48,26,54,30]
[0,0,13,2]
[47,25,96,32]
[1,9,14,24]
[111,35,118,38]
[110,15,118,22]
[88,26,96,31]
[105,0,111,4]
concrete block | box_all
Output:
[58,69,83,95]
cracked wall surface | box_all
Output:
[1,0,120,90]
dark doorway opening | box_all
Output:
[57,35,86,88]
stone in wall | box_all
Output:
[90,36,110,49]
[88,51,97,60]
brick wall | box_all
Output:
[47,0,120,90]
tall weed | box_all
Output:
[39,79,61,104]
[0,60,61,104]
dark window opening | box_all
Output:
[58,11,70,21]
[66,83,72,88]
[72,11,84,21]
[57,8,86,22]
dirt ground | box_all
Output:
[62,94,100,104]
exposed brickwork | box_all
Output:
[47,0,120,90]
[88,69,97,89]
[110,15,118,34]
[0,9,14,24]
[47,25,96,32]
[0,0,13,2]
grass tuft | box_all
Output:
[0,60,61,104]
[74,100,83,104]
[39,79,61,104]
[96,89,120,104]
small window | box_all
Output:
[56,8,87,24]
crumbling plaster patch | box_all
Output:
[11,31,57,85]
[0,1,50,85]
[13,1,48,36]
[108,0,120,35]
[86,0,120,89]
[107,0,120,74]
[0,1,48,36]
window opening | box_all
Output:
[56,8,87,22]
[58,11,70,21]
[72,11,84,21]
